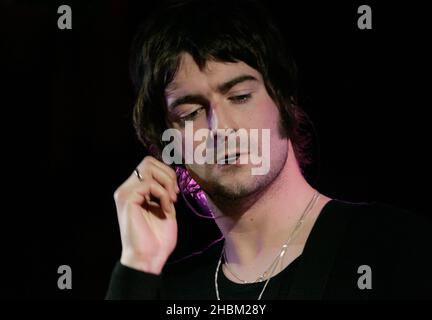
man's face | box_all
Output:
[165,53,289,202]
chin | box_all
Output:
[189,162,274,200]
[209,172,261,200]
[211,183,255,201]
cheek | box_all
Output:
[253,97,286,161]
[253,95,281,130]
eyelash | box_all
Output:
[177,93,252,123]
[228,93,252,104]
[179,107,205,122]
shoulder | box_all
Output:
[317,198,432,270]
[323,199,430,235]
[320,199,432,298]
[321,199,432,250]
[165,239,223,272]
[160,239,223,298]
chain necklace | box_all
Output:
[222,246,279,284]
[215,190,320,300]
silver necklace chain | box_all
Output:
[222,245,279,284]
[215,190,320,300]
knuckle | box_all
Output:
[113,187,125,201]
[166,167,177,180]
[143,155,155,165]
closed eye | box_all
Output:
[179,107,205,122]
[228,93,252,104]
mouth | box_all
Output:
[218,152,241,165]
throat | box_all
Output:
[219,191,325,284]
[221,242,304,284]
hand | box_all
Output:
[114,156,179,274]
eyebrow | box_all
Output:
[167,74,258,110]
[168,94,209,111]
[217,74,258,94]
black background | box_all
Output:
[2,0,431,299]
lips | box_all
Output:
[217,152,241,164]
[225,153,239,163]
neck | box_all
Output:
[207,145,326,268]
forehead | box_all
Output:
[166,53,261,95]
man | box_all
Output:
[106,0,431,299]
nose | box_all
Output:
[207,104,238,132]
[207,104,238,150]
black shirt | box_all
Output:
[106,199,432,299]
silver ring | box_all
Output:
[134,168,143,181]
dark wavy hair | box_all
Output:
[130,0,313,171]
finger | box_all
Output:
[148,164,178,202]
[125,180,173,215]
[147,157,179,192]
[146,182,173,215]
[129,162,177,202]
[125,156,179,195]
